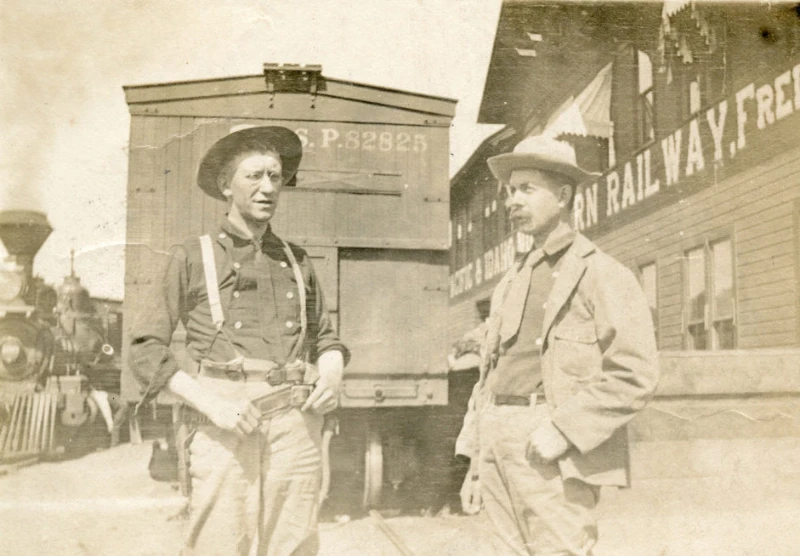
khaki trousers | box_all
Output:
[188,375,323,556]
[478,402,599,555]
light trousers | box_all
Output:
[188,376,323,556]
[478,402,599,555]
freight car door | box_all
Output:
[337,248,449,408]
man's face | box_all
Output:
[504,168,571,236]
[222,151,284,224]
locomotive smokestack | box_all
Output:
[0,210,52,280]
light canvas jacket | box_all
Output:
[456,232,659,487]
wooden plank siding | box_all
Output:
[448,142,800,352]
[126,93,452,129]
[124,76,456,120]
[448,295,484,345]
[124,114,454,259]
[593,145,800,351]
[122,75,455,401]
[338,249,449,378]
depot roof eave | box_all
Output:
[477,1,659,126]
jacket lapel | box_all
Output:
[541,234,595,341]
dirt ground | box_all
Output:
[2,442,799,555]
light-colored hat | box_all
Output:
[197,126,303,200]
[487,135,597,185]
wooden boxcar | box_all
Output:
[449,1,800,496]
[120,64,457,507]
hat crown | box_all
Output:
[486,133,595,186]
[511,135,579,167]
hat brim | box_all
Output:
[197,126,303,201]
[487,152,597,186]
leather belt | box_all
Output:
[198,358,304,386]
[181,384,314,425]
[490,393,545,407]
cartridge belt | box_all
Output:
[489,393,546,407]
[181,384,314,425]
[198,358,304,386]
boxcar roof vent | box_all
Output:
[263,63,324,101]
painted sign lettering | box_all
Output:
[573,61,800,233]
[294,127,428,153]
[450,60,800,300]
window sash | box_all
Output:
[684,238,736,350]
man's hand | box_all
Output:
[526,419,571,462]
[203,397,260,436]
[302,376,341,415]
[302,350,344,415]
[166,370,260,436]
[460,472,482,515]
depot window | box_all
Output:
[683,238,736,350]
[637,50,655,147]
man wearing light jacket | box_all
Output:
[457,135,659,555]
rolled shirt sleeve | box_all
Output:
[128,246,189,404]
[129,234,349,404]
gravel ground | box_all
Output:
[2,442,799,555]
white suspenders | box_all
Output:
[280,239,307,342]
[199,235,225,330]
[198,233,308,359]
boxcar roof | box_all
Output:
[123,66,456,123]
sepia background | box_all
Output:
[2,1,800,554]
[0,0,503,299]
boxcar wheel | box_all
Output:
[362,426,383,509]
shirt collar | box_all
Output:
[541,226,576,258]
[220,219,278,248]
[519,226,575,268]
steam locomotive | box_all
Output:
[0,210,122,462]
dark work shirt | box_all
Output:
[129,220,349,403]
[487,228,574,397]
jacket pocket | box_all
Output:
[552,324,599,381]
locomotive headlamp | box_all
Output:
[0,269,23,302]
[1,337,23,365]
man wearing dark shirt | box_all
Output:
[129,126,348,555]
[457,136,658,555]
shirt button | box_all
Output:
[218,232,226,239]
[280,261,288,268]
[535,337,543,346]
[286,291,294,299]
[285,321,294,328]
[233,291,240,298]
[542,302,547,309]
[234,321,242,329]
[233,262,241,270]
[552,271,560,278]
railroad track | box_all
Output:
[368,510,417,556]
[0,455,41,477]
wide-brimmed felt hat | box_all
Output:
[197,126,303,200]
[487,135,597,186]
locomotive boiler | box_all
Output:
[0,210,121,462]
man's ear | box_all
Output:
[217,174,232,199]
[558,184,573,208]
